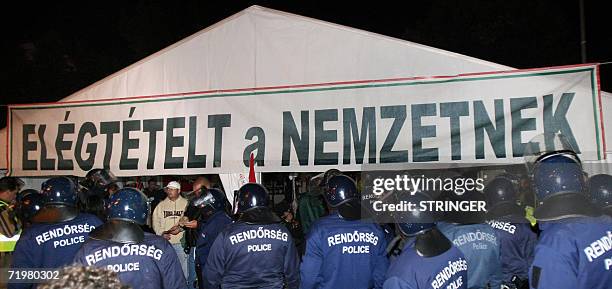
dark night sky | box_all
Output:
[1,0,611,128]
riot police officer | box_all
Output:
[203,183,299,289]
[484,176,536,289]
[588,174,612,216]
[9,177,103,289]
[437,188,503,289]
[15,189,46,228]
[525,134,612,289]
[384,190,467,289]
[74,187,186,289]
[300,174,389,289]
[79,168,119,218]
[80,168,119,196]
[193,188,232,289]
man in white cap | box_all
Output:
[153,181,189,281]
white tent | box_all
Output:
[2,5,611,182]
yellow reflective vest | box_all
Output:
[0,200,21,252]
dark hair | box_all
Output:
[0,177,24,193]
[38,265,130,289]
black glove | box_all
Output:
[512,275,529,289]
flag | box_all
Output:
[249,153,256,183]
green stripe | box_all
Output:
[10,68,594,110]
[591,69,602,159]
[8,66,599,172]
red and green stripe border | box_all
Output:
[7,63,605,175]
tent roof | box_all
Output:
[1,5,609,169]
[62,5,512,101]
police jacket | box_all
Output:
[300,213,389,289]
[203,221,299,289]
[529,215,612,289]
[195,211,232,267]
[487,217,536,283]
[384,239,468,289]
[74,232,186,289]
[438,222,503,289]
[9,213,102,289]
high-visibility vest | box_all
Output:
[0,234,19,252]
[0,200,20,252]
[524,205,537,227]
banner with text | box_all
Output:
[8,64,604,176]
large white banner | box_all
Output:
[7,64,605,176]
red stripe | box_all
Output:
[5,63,600,168]
[596,65,607,158]
[7,63,598,108]
[5,107,9,175]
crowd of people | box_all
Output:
[0,140,611,289]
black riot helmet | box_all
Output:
[40,177,78,206]
[393,189,452,257]
[309,169,342,195]
[193,188,228,217]
[324,175,361,220]
[324,175,359,207]
[16,189,46,224]
[32,177,79,223]
[589,174,612,215]
[233,183,280,224]
[393,190,437,237]
[89,188,149,244]
[106,188,149,225]
[484,176,525,220]
[78,169,118,218]
[81,169,118,196]
[524,133,599,221]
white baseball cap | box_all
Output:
[165,181,181,191]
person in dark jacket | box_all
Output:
[179,176,211,289]
[300,174,388,289]
[10,177,103,289]
[437,190,503,289]
[14,189,46,228]
[524,134,612,289]
[484,176,536,289]
[74,187,186,289]
[203,183,299,289]
[274,200,305,256]
[384,188,467,289]
[78,168,119,219]
[193,188,232,289]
